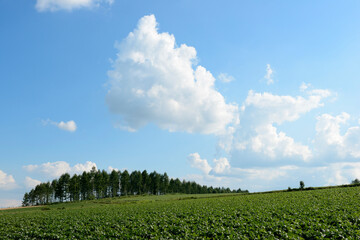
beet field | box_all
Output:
[1,187,360,239]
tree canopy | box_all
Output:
[23,168,248,206]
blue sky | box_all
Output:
[1,0,360,207]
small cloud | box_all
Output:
[23,161,97,178]
[218,73,235,83]
[264,64,274,85]
[58,120,77,132]
[107,166,119,172]
[24,177,41,189]
[42,119,77,132]
[0,170,17,190]
[114,123,137,132]
[35,0,114,12]
[188,153,212,174]
[300,82,311,92]
[212,157,231,174]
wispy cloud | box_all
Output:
[0,199,22,208]
[23,161,97,178]
[264,64,274,85]
[218,73,235,83]
[42,119,77,132]
[35,0,114,12]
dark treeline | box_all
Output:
[23,167,248,206]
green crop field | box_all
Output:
[1,187,360,239]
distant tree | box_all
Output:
[149,171,160,195]
[160,173,169,194]
[141,170,150,194]
[130,170,142,195]
[300,181,305,190]
[22,167,248,206]
[69,174,80,201]
[190,182,197,194]
[22,193,30,207]
[51,179,58,202]
[94,170,103,199]
[80,171,90,200]
[109,170,120,197]
[29,189,36,205]
[352,179,360,185]
[121,170,130,196]
[101,170,109,198]
[44,182,53,204]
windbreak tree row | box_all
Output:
[22,167,247,206]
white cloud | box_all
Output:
[218,73,234,83]
[188,153,211,174]
[300,83,333,99]
[312,162,360,186]
[106,14,238,135]
[315,112,360,158]
[24,177,41,189]
[249,124,312,161]
[187,153,360,191]
[212,157,231,174]
[300,82,311,91]
[35,0,113,12]
[107,166,119,173]
[227,89,331,161]
[264,64,274,85]
[58,120,77,132]
[42,119,77,132]
[243,90,328,125]
[0,170,17,190]
[189,153,290,181]
[0,199,22,209]
[23,161,97,178]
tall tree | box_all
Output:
[160,172,169,194]
[141,170,150,194]
[109,170,120,197]
[94,170,102,199]
[149,171,160,195]
[80,171,89,200]
[120,170,130,196]
[57,173,70,202]
[130,171,142,195]
[69,174,80,201]
[101,170,109,198]
[22,193,30,207]
[51,179,58,202]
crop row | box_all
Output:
[1,187,360,239]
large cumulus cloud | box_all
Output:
[106,15,238,135]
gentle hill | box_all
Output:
[2,186,360,238]
[22,168,247,207]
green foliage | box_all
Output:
[2,187,360,239]
[300,181,305,190]
[352,178,360,185]
[23,168,245,206]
